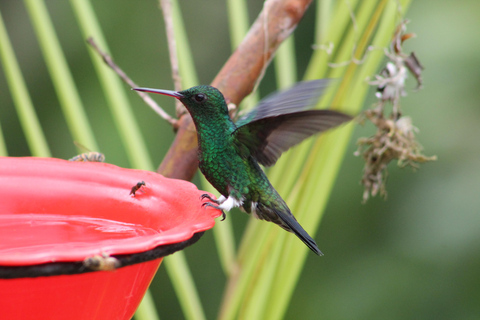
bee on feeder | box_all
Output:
[68,141,105,163]
[83,254,120,271]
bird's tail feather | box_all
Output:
[273,208,323,256]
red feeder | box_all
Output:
[0,157,221,319]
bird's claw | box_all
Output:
[200,194,210,200]
[200,193,220,204]
[201,201,226,221]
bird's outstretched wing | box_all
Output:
[235,79,332,127]
[233,110,352,166]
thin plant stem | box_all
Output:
[0,10,50,157]
[266,0,363,188]
[0,123,7,156]
[240,232,283,320]
[248,0,378,274]
[252,0,380,308]
[69,1,160,318]
[210,211,237,276]
[305,0,361,80]
[160,0,182,92]
[263,1,389,316]
[71,1,207,319]
[273,36,297,89]
[172,0,198,88]
[164,254,207,320]
[23,0,98,151]
[134,291,161,320]
[226,0,250,49]
[86,37,177,127]
[156,1,208,319]
[221,1,414,319]
[229,23,299,318]
[264,2,412,319]
[226,0,259,111]
[70,0,154,171]
[203,0,255,276]
[159,0,184,117]
[315,0,332,44]
[235,0,359,267]
[218,223,275,320]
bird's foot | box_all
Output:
[201,201,226,221]
[200,194,229,221]
[200,193,221,204]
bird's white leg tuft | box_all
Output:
[250,202,259,219]
[216,195,227,204]
[216,196,243,211]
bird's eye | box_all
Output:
[194,93,206,103]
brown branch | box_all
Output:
[86,37,178,128]
[158,0,313,179]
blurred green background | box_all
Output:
[1,1,479,319]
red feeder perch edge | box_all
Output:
[0,157,221,319]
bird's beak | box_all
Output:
[133,87,184,99]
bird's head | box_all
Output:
[133,85,229,116]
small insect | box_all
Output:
[130,181,146,196]
[69,141,105,162]
[83,253,120,271]
[69,152,105,162]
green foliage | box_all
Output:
[3,1,480,320]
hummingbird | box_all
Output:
[134,80,352,255]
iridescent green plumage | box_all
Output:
[134,80,352,255]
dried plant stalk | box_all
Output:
[356,20,436,202]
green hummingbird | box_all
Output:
[134,80,352,255]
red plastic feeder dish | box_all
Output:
[0,157,221,320]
